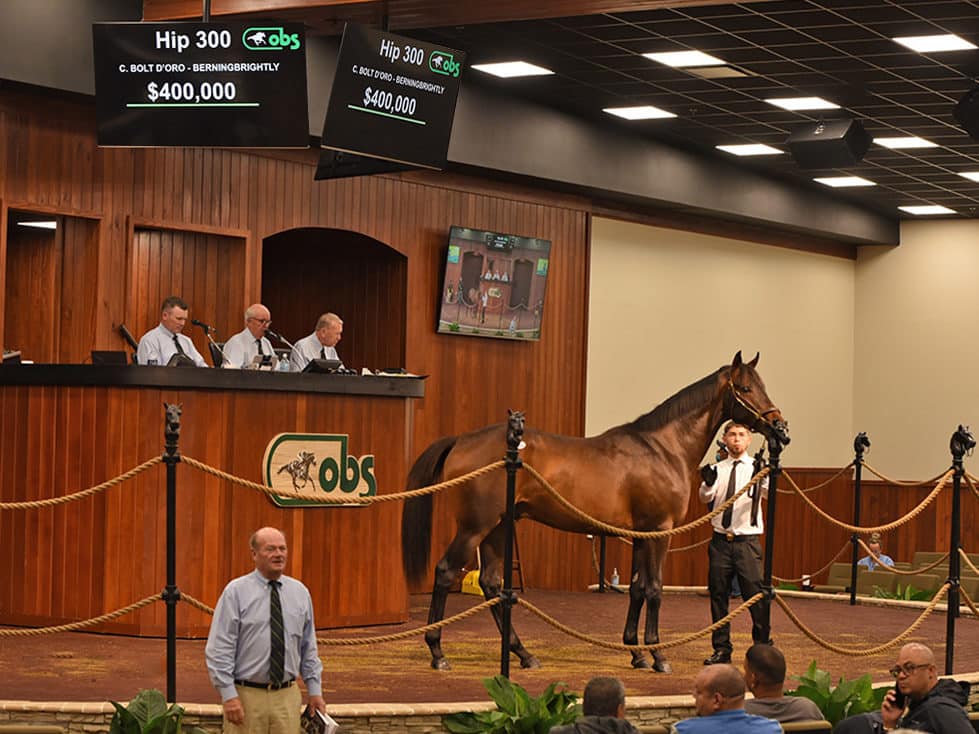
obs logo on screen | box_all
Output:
[243,27,302,51]
[264,433,376,508]
[429,51,461,77]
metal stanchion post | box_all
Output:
[599,535,607,592]
[849,433,870,606]
[500,411,523,678]
[761,434,785,632]
[162,404,183,702]
[945,425,974,674]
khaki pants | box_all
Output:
[225,684,301,734]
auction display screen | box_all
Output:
[321,23,466,169]
[92,22,309,148]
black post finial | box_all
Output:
[164,403,182,458]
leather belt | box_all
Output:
[714,531,757,542]
[235,679,295,691]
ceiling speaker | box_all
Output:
[954,87,979,140]
[786,119,871,169]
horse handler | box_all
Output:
[698,421,772,665]
[206,527,326,734]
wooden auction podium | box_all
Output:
[0,365,424,637]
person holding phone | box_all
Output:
[834,643,971,734]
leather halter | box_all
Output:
[727,380,779,429]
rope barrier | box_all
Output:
[778,463,854,494]
[523,462,769,539]
[180,593,215,615]
[517,593,764,652]
[959,585,979,619]
[783,469,952,534]
[180,455,504,504]
[862,464,949,487]
[668,536,712,553]
[959,549,979,577]
[317,598,500,645]
[774,541,851,584]
[0,456,163,509]
[0,594,160,636]
[774,584,950,656]
[965,473,979,501]
[856,541,949,576]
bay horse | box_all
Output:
[401,352,789,672]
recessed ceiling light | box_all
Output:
[957,171,979,182]
[813,176,876,188]
[715,144,782,156]
[643,50,726,67]
[899,205,956,215]
[471,61,554,78]
[686,66,752,79]
[892,34,977,53]
[16,220,57,230]
[603,105,676,120]
[765,97,840,111]
[874,136,938,149]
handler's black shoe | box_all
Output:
[703,651,732,665]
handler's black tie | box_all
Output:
[173,335,185,355]
[269,580,285,685]
[721,461,740,529]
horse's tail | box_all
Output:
[401,435,457,585]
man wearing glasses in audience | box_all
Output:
[834,643,971,734]
[222,304,275,369]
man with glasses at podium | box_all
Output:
[222,304,275,369]
[136,295,207,367]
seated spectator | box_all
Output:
[742,643,824,723]
[672,665,780,734]
[858,533,895,571]
[834,643,971,734]
[550,677,639,734]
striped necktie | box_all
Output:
[269,580,285,684]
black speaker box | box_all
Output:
[786,119,871,169]
[954,88,979,140]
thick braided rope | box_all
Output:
[959,585,979,619]
[180,593,215,615]
[668,536,712,553]
[774,541,851,584]
[317,598,500,645]
[518,594,763,652]
[856,540,949,576]
[523,462,769,539]
[784,469,952,534]
[960,549,979,577]
[778,463,854,494]
[181,455,504,504]
[0,456,163,509]
[0,594,160,636]
[862,464,949,487]
[773,584,949,656]
[965,473,979,501]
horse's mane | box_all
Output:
[624,367,725,434]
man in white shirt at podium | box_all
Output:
[136,295,207,367]
[290,312,345,371]
[222,304,275,368]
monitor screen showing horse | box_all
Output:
[436,226,551,342]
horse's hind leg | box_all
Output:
[425,533,479,670]
[623,539,650,669]
[641,538,672,673]
[478,525,541,669]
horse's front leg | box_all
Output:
[623,540,650,669]
[641,537,672,673]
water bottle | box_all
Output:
[277,354,291,372]
[611,568,619,586]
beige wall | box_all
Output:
[854,219,979,477]
[587,217,855,468]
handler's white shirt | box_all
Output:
[698,455,768,536]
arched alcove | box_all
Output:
[261,228,407,371]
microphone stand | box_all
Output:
[199,324,228,367]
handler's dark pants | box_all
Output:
[708,531,770,655]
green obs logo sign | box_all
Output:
[263,433,376,508]
[243,27,302,51]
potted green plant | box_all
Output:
[109,689,208,734]
[787,660,890,725]
[443,675,580,734]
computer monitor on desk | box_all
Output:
[91,350,128,366]
[302,358,341,374]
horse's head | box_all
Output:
[723,351,790,446]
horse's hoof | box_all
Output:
[431,658,452,671]
[653,659,673,674]
[521,656,542,669]
[631,656,652,670]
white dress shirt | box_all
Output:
[698,454,768,536]
[290,332,343,371]
[221,328,274,369]
[136,323,207,367]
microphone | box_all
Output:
[118,323,139,351]
[265,328,296,350]
[191,318,216,334]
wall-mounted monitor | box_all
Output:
[437,226,551,342]
[321,23,465,169]
[92,21,309,147]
